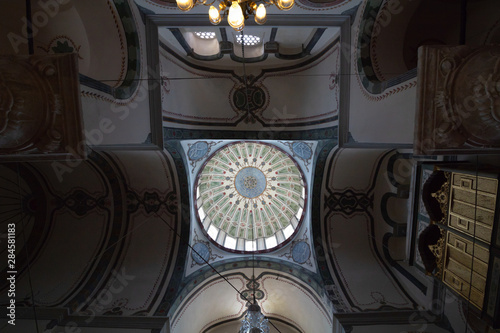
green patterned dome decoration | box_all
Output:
[195,142,306,252]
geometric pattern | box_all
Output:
[324,189,373,216]
[126,190,178,215]
[240,277,265,304]
[280,228,313,266]
[281,141,314,171]
[190,230,223,267]
[187,141,220,171]
[61,189,106,216]
[196,141,306,251]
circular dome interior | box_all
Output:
[195,142,306,252]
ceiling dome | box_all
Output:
[195,142,306,252]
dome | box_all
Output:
[195,142,306,252]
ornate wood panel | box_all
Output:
[414,45,500,155]
[0,54,84,161]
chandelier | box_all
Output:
[175,0,295,31]
[239,303,270,333]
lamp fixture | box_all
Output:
[176,0,295,31]
[239,302,270,333]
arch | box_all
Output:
[169,265,332,333]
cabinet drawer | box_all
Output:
[449,214,492,243]
[452,173,498,195]
[445,257,487,292]
[443,270,484,309]
[447,233,489,263]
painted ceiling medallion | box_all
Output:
[195,142,306,252]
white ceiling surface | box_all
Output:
[171,268,332,333]
[81,82,152,145]
[75,1,152,145]
[160,28,340,129]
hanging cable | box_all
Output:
[238,29,282,333]
[239,29,257,305]
[154,213,282,333]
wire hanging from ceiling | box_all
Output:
[238,28,278,333]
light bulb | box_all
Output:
[254,4,266,25]
[228,1,244,32]
[209,5,221,25]
[276,0,294,11]
[176,0,194,11]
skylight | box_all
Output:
[236,34,261,46]
[195,31,217,39]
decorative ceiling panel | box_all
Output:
[195,141,306,252]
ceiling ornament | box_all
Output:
[195,141,306,252]
[240,276,265,302]
[324,189,373,217]
[240,261,269,332]
[281,141,313,172]
[280,228,313,266]
[187,140,221,172]
[190,230,223,267]
[233,83,266,113]
[175,0,294,31]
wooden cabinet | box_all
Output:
[411,163,500,327]
[448,172,497,242]
[437,169,500,327]
[443,232,489,310]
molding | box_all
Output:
[337,15,351,149]
[61,316,168,329]
[90,144,163,150]
[147,14,352,27]
[340,141,413,149]
[335,310,434,327]
[146,16,165,149]
[15,306,170,330]
[15,307,68,320]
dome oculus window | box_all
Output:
[195,142,306,252]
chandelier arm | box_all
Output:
[198,0,218,6]
[196,0,217,7]
[260,0,276,5]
